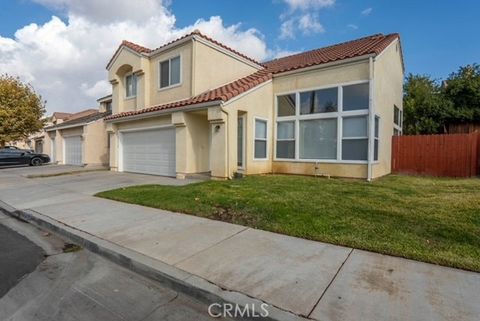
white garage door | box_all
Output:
[64,136,82,165]
[121,127,176,176]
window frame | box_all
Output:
[274,80,371,164]
[374,115,380,162]
[158,54,182,90]
[125,73,137,99]
[253,117,269,161]
[393,105,403,136]
[341,115,369,161]
[275,120,296,159]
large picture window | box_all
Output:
[276,81,373,162]
[300,118,337,159]
[159,56,181,89]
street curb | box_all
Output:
[0,201,310,321]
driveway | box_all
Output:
[0,165,199,201]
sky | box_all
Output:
[0,0,478,114]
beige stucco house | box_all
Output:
[43,96,112,167]
[104,31,404,180]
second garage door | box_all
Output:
[64,136,83,165]
[121,127,176,176]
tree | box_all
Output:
[403,74,452,135]
[0,74,46,147]
[443,64,480,122]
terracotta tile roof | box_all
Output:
[52,112,72,120]
[46,110,111,130]
[264,33,400,74]
[105,70,272,121]
[105,33,400,121]
[107,30,263,70]
[64,109,98,121]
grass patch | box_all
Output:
[96,174,480,272]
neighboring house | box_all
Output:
[10,112,72,152]
[104,31,404,180]
[44,96,112,166]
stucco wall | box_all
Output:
[272,162,367,178]
[372,40,404,178]
[149,43,193,105]
[193,40,259,95]
[273,60,370,94]
[223,82,274,177]
[83,120,109,166]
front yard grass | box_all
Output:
[96,174,480,272]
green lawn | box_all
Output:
[96,175,480,272]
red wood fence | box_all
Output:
[392,132,480,177]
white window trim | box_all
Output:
[393,105,403,135]
[158,54,182,91]
[253,116,269,161]
[274,81,371,164]
[275,120,296,160]
[125,72,137,99]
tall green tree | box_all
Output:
[403,74,452,134]
[0,74,46,147]
[443,64,480,121]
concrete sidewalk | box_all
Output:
[1,166,479,320]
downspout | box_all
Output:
[367,57,375,181]
[220,106,230,179]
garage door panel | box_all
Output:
[64,136,82,165]
[121,128,176,176]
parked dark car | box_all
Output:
[0,148,50,166]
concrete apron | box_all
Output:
[0,202,307,321]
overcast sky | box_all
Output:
[0,0,478,114]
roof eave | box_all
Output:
[105,100,223,123]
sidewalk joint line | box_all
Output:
[307,248,354,318]
[173,226,250,267]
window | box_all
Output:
[394,105,402,135]
[277,94,296,116]
[254,119,267,159]
[343,83,369,111]
[374,116,380,161]
[125,74,137,98]
[276,121,295,158]
[300,88,338,115]
[159,56,181,88]
[105,102,112,112]
[300,118,337,159]
[275,81,373,163]
[342,116,368,161]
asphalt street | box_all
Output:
[0,214,230,321]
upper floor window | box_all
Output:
[105,102,112,112]
[160,56,181,89]
[125,73,137,98]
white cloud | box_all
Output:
[269,48,301,59]
[298,14,325,34]
[279,0,333,39]
[283,0,335,11]
[0,0,270,114]
[347,24,359,30]
[279,19,296,39]
[361,7,373,16]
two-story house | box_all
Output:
[104,31,403,180]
